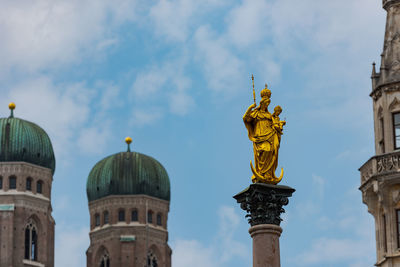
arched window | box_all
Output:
[100,254,110,267]
[131,209,138,222]
[0,176,3,189]
[147,250,158,267]
[36,181,43,194]
[95,214,100,227]
[118,209,125,222]
[147,211,153,224]
[24,222,38,261]
[156,213,162,226]
[9,175,16,190]
[103,211,109,225]
[26,177,32,191]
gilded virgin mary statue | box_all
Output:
[243,84,286,184]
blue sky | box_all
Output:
[0,0,386,266]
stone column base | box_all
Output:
[249,224,282,267]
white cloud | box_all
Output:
[173,240,217,267]
[131,66,170,99]
[226,0,269,48]
[169,90,194,115]
[4,77,92,157]
[149,0,229,42]
[1,76,119,162]
[0,0,138,74]
[55,225,89,267]
[193,26,244,94]
[293,174,326,220]
[149,0,196,42]
[53,195,71,212]
[95,81,123,113]
[295,201,321,220]
[312,174,325,199]
[295,235,374,266]
[131,109,163,126]
[295,188,375,266]
[216,206,248,262]
[264,0,382,52]
[131,59,194,119]
[172,206,250,267]
[77,124,111,155]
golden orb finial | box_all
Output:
[8,102,15,110]
[125,137,132,144]
[125,137,132,152]
[8,102,15,118]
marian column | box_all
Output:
[234,82,294,267]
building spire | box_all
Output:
[8,102,15,118]
[377,1,400,86]
[372,62,377,77]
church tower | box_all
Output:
[359,1,400,266]
[86,138,172,267]
[0,103,56,267]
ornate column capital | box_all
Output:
[234,183,295,226]
[383,0,400,10]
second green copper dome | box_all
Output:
[86,151,170,202]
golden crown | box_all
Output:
[260,84,271,99]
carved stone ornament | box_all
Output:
[233,183,295,226]
[377,152,400,173]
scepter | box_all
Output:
[252,74,256,105]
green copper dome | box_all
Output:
[0,114,56,174]
[86,151,170,202]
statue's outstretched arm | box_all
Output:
[243,103,257,121]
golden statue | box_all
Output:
[243,82,286,184]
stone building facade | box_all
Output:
[359,0,400,266]
[86,195,171,267]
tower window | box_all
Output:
[147,250,158,267]
[103,211,109,225]
[26,177,32,191]
[157,213,162,226]
[0,176,3,189]
[393,113,400,149]
[380,117,385,153]
[118,210,125,222]
[36,181,43,194]
[9,176,16,190]
[147,211,153,224]
[25,222,38,261]
[100,254,110,267]
[131,210,138,222]
[95,214,100,227]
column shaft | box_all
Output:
[249,224,282,267]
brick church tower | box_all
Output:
[86,138,172,267]
[359,0,400,266]
[0,103,55,267]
